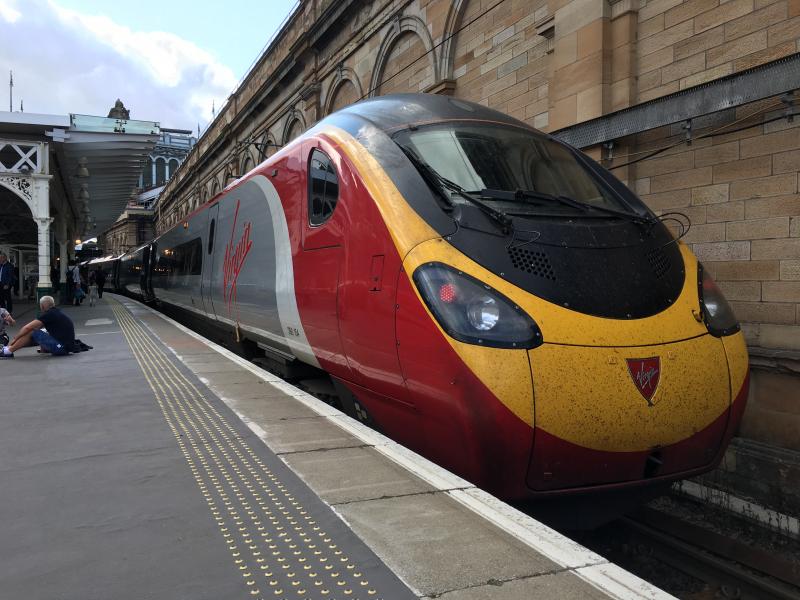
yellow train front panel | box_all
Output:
[527,334,734,490]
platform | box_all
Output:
[0,296,671,599]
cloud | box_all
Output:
[0,0,237,130]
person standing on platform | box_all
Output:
[0,253,13,313]
[87,270,98,307]
[51,264,60,297]
[12,261,19,297]
[95,268,106,299]
[70,263,83,306]
[1,295,74,358]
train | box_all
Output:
[100,94,749,501]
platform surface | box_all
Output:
[0,296,670,600]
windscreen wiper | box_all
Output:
[477,188,655,226]
[397,146,513,235]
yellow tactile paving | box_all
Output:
[110,300,382,600]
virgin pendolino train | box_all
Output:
[108,94,749,500]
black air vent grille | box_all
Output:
[647,248,671,279]
[508,247,556,281]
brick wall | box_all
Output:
[637,0,800,102]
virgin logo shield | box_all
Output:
[626,357,661,406]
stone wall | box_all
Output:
[154,0,800,451]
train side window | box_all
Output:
[308,148,339,226]
[208,218,215,254]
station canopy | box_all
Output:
[57,114,160,235]
[0,110,160,245]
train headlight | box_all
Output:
[698,264,740,337]
[413,262,543,348]
[467,297,500,331]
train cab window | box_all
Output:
[158,238,202,284]
[308,149,339,226]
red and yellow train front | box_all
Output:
[399,239,749,498]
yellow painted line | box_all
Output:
[110,299,380,600]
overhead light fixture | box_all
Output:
[77,157,89,178]
[78,184,89,201]
[75,239,81,244]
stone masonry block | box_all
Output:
[639,46,675,75]
[767,14,800,45]
[752,237,800,260]
[718,280,762,301]
[549,94,577,129]
[762,281,800,302]
[712,155,771,183]
[661,51,707,84]
[682,222,726,244]
[707,30,768,68]
[555,0,607,37]
[639,14,665,40]
[724,1,787,41]
[781,260,800,280]
[773,150,800,174]
[635,149,695,177]
[638,69,663,93]
[695,0,755,34]
[638,19,694,56]
[691,183,730,205]
[707,259,780,280]
[639,0,683,23]
[707,200,745,223]
[745,194,800,219]
[734,41,797,72]
[729,300,797,324]
[758,324,800,350]
[651,167,713,192]
[553,51,605,99]
[726,217,791,241]
[692,240,751,261]
[740,127,800,158]
[553,31,578,70]
[694,140,740,168]
[665,0,719,29]
[576,19,605,60]
[681,63,734,89]
[576,84,606,122]
[640,188,692,211]
[674,24,725,60]
[731,173,798,201]
[497,53,529,78]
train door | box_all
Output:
[201,203,219,318]
[140,244,153,301]
[295,140,349,374]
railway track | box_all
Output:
[618,506,800,599]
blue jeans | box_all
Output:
[31,330,70,355]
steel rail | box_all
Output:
[621,515,800,600]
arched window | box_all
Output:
[285,119,303,144]
[308,149,339,226]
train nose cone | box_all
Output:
[526,335,738,491]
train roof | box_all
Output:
[322,93,543,136]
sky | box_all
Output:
[0,0,298,131]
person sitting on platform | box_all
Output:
[0,306,14,347]
[1,296,75,358]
